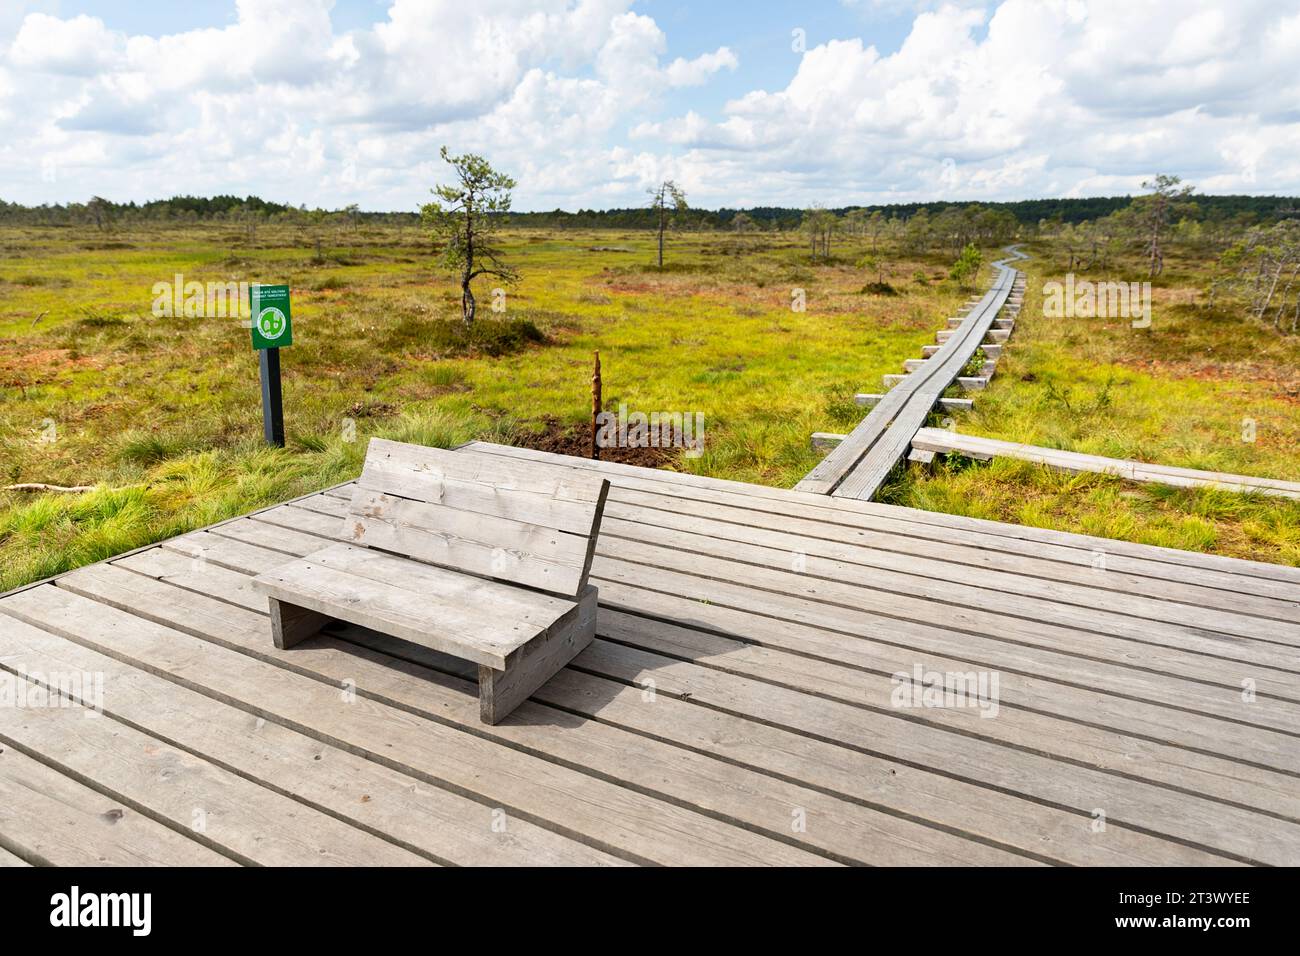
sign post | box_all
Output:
[249,284,293,447]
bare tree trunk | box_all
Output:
[590,351,602,460]
[657,208,665,268]
[1275,260,1300,329]
[1259,259,1284,321]
[462,275,476,327]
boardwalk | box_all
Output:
[1,442,1298,866]
[798,247,1027,499]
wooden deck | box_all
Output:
[2,441,1299,866]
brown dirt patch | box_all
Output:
[515,417,680,469]
[0,343,97,386]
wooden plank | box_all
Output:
[795,255,1018,495]
[364,437,608,506]
[856,394,974,412]
[1,583,831,866]
[479,587,597,724]
[0,612,622,866]
[0,742,236,866]
[587,548,1300,733]
[340,625,1218,866]
[166,505,1300,791]
[252,556,551,669]
[912,429,1300,500]
[587,603,1300,817]
[0,671,430,867]
[810,432,846,451]
[567,635,1297,865]
[359,450,605,536]
[212,517,330,555]
[163,530,294,576]
[598,490,1300,633]
[323,542,576,623]
[347,487,592,596]
[468,443,1300,595]
[116,546,268,612]
[0,845,29,866]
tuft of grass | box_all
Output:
[383,316,546,357]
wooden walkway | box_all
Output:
[910,428,1300,499]
[798,247,1027,500]
[2,441,1299,866]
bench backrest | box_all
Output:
[345,439,610,599]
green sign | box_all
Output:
[249,284,292,350]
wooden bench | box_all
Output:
[251,439,610,723]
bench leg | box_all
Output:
[269,598,334,650]
[478,586,598,724]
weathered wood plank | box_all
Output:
[340,622,1236,866]
[911,429,1300,500]
[0,741,236,867]
[0,845,29,866]
[568,637,1296,865]
[0,613,624,866]
[1,583,830,866]
[598,490,1300,632]
[359,450,605,536]
[347,487,592,596]
[0,672,430,866]
[794,250,1020,496]
[468,442,1300,595]
[252,557,550,668]
[587,549,1300,733]
[364,437,608,506]
[587,603,1300,815]
[479,587,597,724]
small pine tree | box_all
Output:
[950,242,982,289]
[422,147,518,327]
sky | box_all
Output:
[2,0,1300,212]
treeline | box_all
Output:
[2,193,1296,230]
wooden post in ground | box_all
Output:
[590,350,602,460]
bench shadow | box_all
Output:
[304,619,625,730]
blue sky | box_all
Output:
[2,1,1299,211]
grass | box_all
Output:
[2,222,1297,589]
[0,222,961,590]
[879,241,1300,565]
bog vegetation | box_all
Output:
[1,176,1298,590]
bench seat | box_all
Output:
[256,543,586,667]
[250,440,609,724]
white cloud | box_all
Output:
[664,47,738,87]
[10,13,124,75]
[0,0,1298,210]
